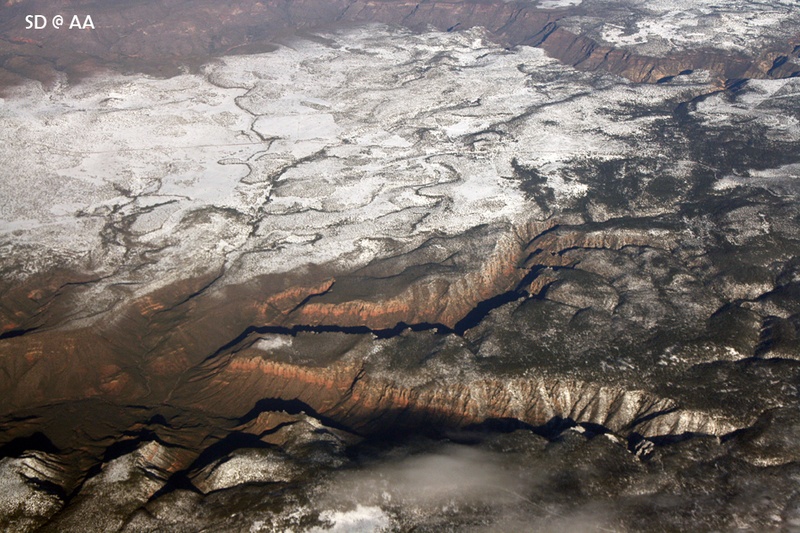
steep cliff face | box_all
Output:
[176,353,738,438]
[537,25,800,83]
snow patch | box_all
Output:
[538,0,582,8]
[255,335,294,351]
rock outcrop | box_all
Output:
[179,353,739,438]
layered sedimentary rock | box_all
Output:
[538,26,800,83]
[179,353,739,438]
[0,217,684,417]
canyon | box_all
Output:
[1,1,800,531]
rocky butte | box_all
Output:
[1,0,800,531]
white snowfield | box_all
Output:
[0,24,788,319]
[566,0,800,57]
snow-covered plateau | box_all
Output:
[565,0,800,57]
[1,24,717,314]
